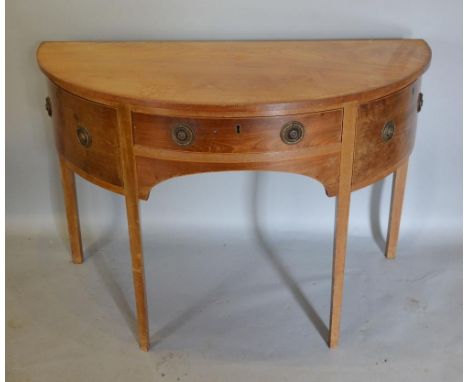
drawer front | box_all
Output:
[49,83,123,187]
[132,110,343,154]
[352,81,421,189]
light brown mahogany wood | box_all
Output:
[37,40,431,115]
[37,39,431,351]
[135,151,341,200]
[329,102,358,348]
[59,157,83,264]
[352,81,420,191]
[133,110,343,153]
[116,105,150,351]
[132,110,343,195]
[49,82,123,188]
[385,160,409,259]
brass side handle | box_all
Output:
[45,96,52,117]
[280,121,304,145]
[172,123,194,146]
[382,120,396,142]
[417,92,424,112]
[76,126,92,148]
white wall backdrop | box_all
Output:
[6,0,462,243]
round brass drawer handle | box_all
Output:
[280,121,304,145]
[172,123,194,146]
[76,126,92,148]
[382,120,396,142]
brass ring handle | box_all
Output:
[280,121,304,145]
[417,92,424,112]
[76,126,92,148]
[45,96,52,117]
[172,123,194,146]
[382,120,396,142]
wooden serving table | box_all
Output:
[37,40,431,351]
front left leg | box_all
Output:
[329,188,352,348]
[117,105,150,351]
[328,102,357,348]
[125,194,150,351]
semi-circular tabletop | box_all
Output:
[37,40,431,116]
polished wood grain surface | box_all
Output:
[135,152,341,200]
[49,82,123,187]
[38,40,431,115]
[38,39,431,352]
[132,109,343,153]
[352,80,420,190]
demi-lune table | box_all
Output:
[37,40,431,351]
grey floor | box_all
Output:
[6,227,462,381]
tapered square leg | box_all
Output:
[59,158,84,264]
[116,105,150,351]
[329,189,352,348]
[328,102,357,348]
[125,195,150,351]
[385,160,409,259]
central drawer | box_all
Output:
[132,110,343,154]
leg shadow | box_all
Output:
[249,172,328,344]
[84,192,123,260]
[369,179,387,254]
[149,265,248,346]
[92,242,139,343]
[86,195,138,342]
